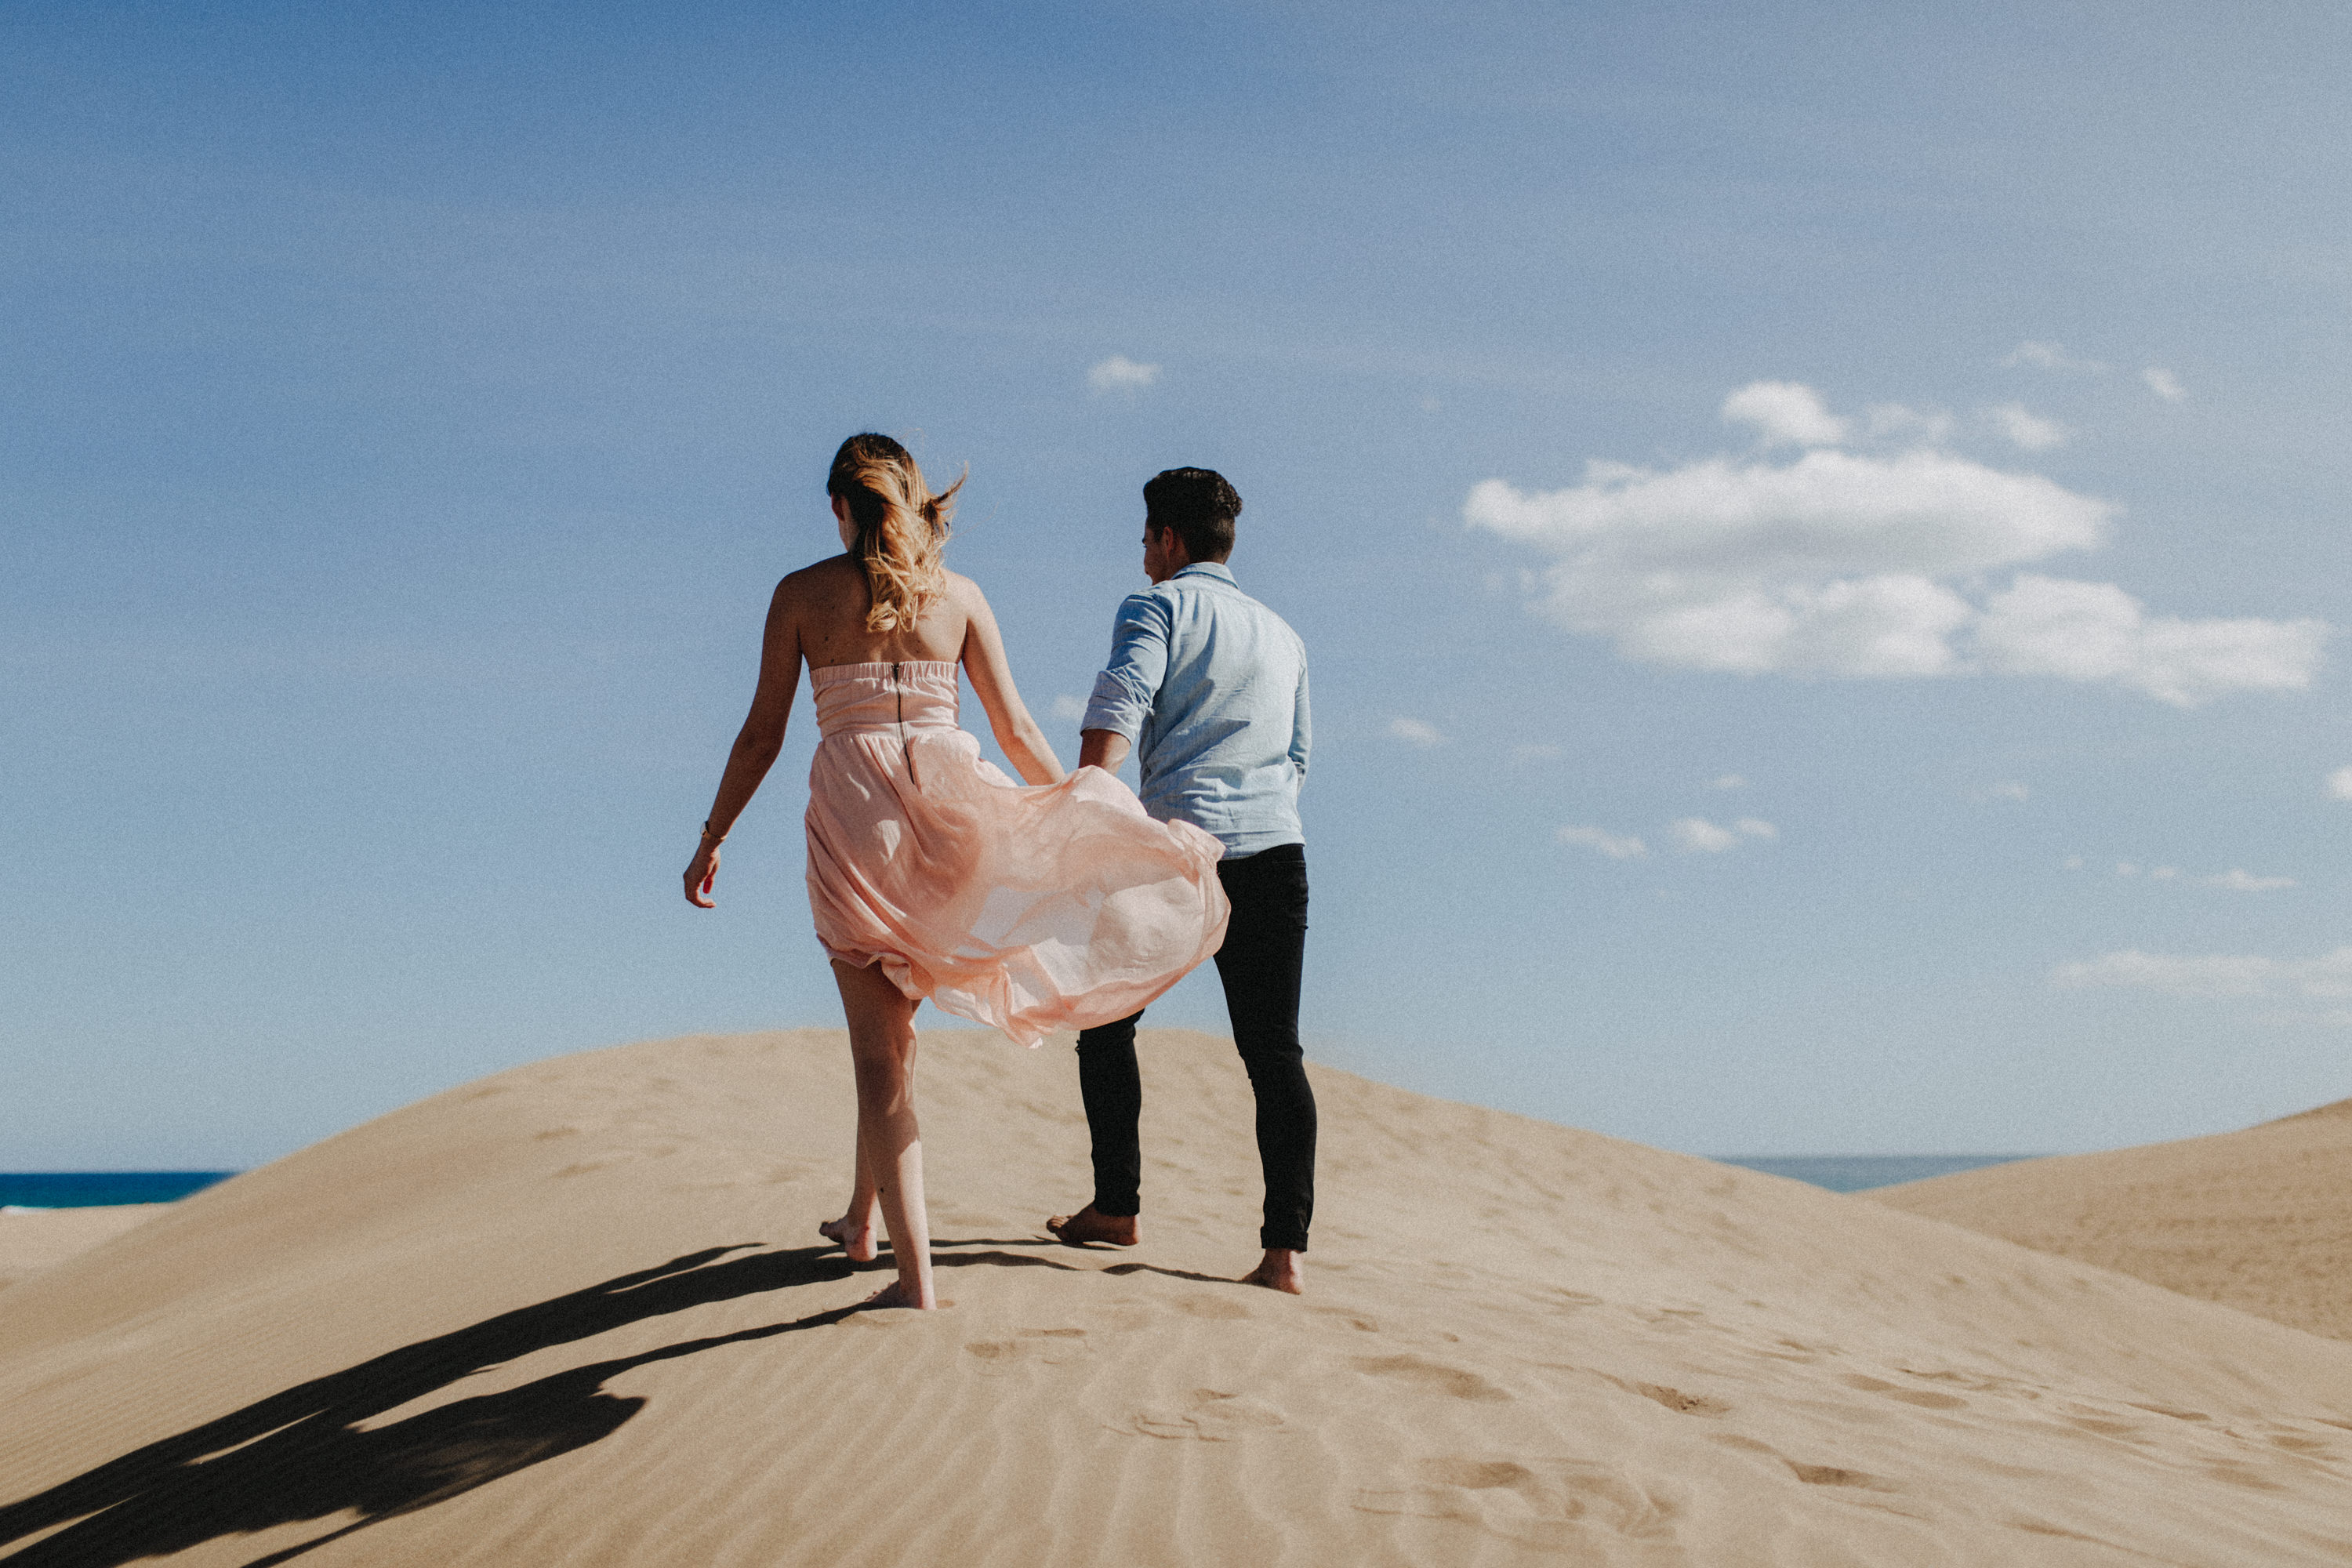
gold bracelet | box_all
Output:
[701,820,728,844]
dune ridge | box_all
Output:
[4,1029,2350,1566]
[1873,1095,2352,1342]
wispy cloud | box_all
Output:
[1987,403,2067,452]
[1669,815,1775,853]
[2053,946,2352,999]
[1512,742,1565,760]
[1708,772,1747,790]
[1087,354,1161,395]
[1388,717,1445,747]
[2005,341,2108,374]
[1051,694,1088,720]
[1465,382,2328,706]
[2202,868,2296,892]
[2107,860,2292,891]
[2329,766,2352,801]
[2143,367,2187,402]
[1977,781,2031,801]
[1556,824,1647,859]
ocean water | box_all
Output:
[1715,1155,2039,1193]
[0,1172,238,1210]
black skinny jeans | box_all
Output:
[1075,843,1316,1252]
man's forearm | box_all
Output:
[1080,728,1132,775]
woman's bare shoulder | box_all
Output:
[942,568,991,611]
[775,554,862,600]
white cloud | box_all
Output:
[2149,865,2180,881]
[1087,354,1161,395]
[1512,742,1565,760]
[1984,781,2031,801]
[1987,403,2068,452]
[2202,868,2296,892]
[1669,815,1772,852]
[1671,818,1739,853]
[1976,574,2327,707]
[2143,367,2187,402]
[2053,946,2352,1000]
[2117,862,2139,876]
[1556,824,1646,859]
[1465,384,2328,704]
[1722,380,1847,447]
[1708,773,1747,790]
[1051,694,1088,720]
[2061,855,2085,869]
[2330,767,2352,801]
[2005,341,2107,373]
[1388,717,1445,747]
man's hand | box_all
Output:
[1079,728,1131,775]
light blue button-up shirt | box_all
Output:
[1081,562,1310,858]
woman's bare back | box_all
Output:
[786,554,975,670]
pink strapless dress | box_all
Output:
[803,660,1230,1046]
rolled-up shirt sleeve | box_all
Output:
[1290,653,1311,783]
[1080,590,1172,744]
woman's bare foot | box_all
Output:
[1045,1203,1139,1247]
[858,1280,939,1309]
[818,1214,879,1263]
[1241,1249,1304,1294]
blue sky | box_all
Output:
[7,2,2349,1168]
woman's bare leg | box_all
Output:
[830,959,936,1308]
[818,1118,881,1262]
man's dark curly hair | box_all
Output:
[1142,467,1241,563]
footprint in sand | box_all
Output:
[1173,1295,1250,1320]
[2126,1402,2212,1423]
[1840,1374,1968,1410]
[1786,1462,1901,1491]
[1352,1354,1512,1403]
[1309,1306,1379,1333]
[962,1327,1091,1373]
[1356,1457,1680,1547]
[1127,1388,1287,1441]
[1707,1433,1901,1494]
[1627,1381,1731,1417]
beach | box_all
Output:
[4,1028,2349,1566]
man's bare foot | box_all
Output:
[1241,1249,1304,1294]
[1044,1203,1138,1247]
[818,1214,879,1263]
[857,1281,939,1310]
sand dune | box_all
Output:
[5,1029,2351,1566]
[0,1207,164,1293]
[1874,1097,2352,1343]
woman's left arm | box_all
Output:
[958,581,1066,787]
[685,579,804,906]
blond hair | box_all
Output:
[826,434,961,633]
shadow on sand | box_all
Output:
[0,1239,1071,1566]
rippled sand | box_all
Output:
[4,1029,2348,1565]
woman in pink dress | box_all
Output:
[684,434,1229,1309]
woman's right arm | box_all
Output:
[685,578,804,907]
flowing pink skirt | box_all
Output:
[804,662,1229,1047]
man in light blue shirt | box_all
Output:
[1046,468,1318,1295]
